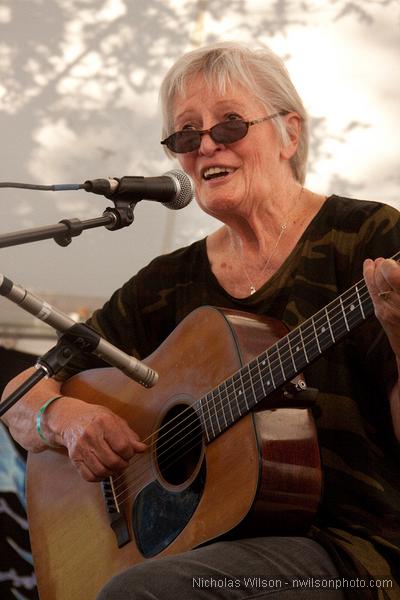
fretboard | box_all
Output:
[196,275,378,443]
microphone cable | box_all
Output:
[0,182,84,191]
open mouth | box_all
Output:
[203,166,235,181]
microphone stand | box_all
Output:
[0,196,137,248]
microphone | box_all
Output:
[0,274,158,388]
[84,169,194,210]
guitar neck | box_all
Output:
[197,277,374,443]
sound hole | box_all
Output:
[156,403,203,486]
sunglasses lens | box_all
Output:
[212,120,248,144]
[166,130,200,153]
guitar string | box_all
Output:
[111,280,370,498]
[110,282,372,503]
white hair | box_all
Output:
[159,42,309,184]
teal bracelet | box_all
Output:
[36,395,63,447]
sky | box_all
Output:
[0,0,399,340]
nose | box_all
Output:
[198,129,225,156]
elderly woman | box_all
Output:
[2,43,400,599]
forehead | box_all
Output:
[172,73,265,124]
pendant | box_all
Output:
[250,285,256,295]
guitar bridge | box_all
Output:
[101,478,130,548]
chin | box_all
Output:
[198,185,242,212]
[199,194,240,216]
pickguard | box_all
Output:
[132,460,206,558]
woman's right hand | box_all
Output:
[42,395,147,482]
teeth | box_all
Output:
[203,166,235,180]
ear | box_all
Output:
[280,113,301,160]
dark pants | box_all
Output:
[97,537,345,599]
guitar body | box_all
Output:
[27,307,321,600]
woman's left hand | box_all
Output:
[363,258,400,357]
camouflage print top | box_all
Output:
[60,195,400,598]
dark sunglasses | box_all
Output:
[161,111,288,154]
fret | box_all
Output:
[217,381,229,430]
[298,325,309,364]
[247,358,265,404]
[265,350,276,389]
[204,392,216,439]
[339,296,350,332]
[256,354,267,397]
[324,306,335,344]
[232,371,246,420]
[311,316,322,353]
[246,362,257,405]
[258,353,275,392]
[287,333,297,372]
[329,299,346,341]
[221,379,235,426]
[201,394,213,442]
[241,365,251,411]
[258,352,271,396]
[275,339,287,383]
[356,284,366,319]
[287,328,305,370]
[342,289,364,330]
[210,389,222,435]
[300,321,320,362]
[312,308,332,352]
[344,286,373,329]
[362,285,373,315]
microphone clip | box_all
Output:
[102,198,135,231]
[38,323,102,377]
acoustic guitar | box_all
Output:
[27,275,375,599]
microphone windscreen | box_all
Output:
[162,170,194,210]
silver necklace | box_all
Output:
[234,187,304,296]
